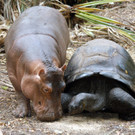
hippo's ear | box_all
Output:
[61,64,66,72]
[38,69,46,80]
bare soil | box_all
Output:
[0,2,135,135]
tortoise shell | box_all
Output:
[65,39,135,91]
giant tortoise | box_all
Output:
[61,39,135,120]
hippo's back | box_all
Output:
[5,6,69,56]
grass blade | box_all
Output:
[76,12,135,40]
[76,10,123,25]
[77,7,102,12]
[74,0,132,8]
[118,30,135,42]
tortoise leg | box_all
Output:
[107,87,135,121]
[68,93,105,115]
[61,93,72,113]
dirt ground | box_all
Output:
[0,2,135,135]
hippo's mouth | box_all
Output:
[37,111,62,121]
[34,105,63,121]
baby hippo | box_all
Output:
[5,6,69,121]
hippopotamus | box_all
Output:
[61,39,135,120]
[5,6,69,121]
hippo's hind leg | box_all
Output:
[107,87,135,120]
[9,75,31,117]
[68,93,105,115]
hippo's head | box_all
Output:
[21,63,66,121]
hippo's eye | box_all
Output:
[38,101,41,105]
[43,89,49,93]
[42,86,52,93]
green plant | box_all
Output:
[73,0,135,42]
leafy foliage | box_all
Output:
[0,0,135,43]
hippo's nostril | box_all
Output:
[50,112,55,117]
[38,101,41,105]
[59,110,63,116]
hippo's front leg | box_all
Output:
[9,75,31,118]
[68,93,105,115]
[61,93,72,113]
[12,91,31,118]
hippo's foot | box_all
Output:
[13,103,31,118]
[13,92,31,118]
[119,113,135,121]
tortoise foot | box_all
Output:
[68,93,88,115]
[68,100,85,115]
[119,113,135,121]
